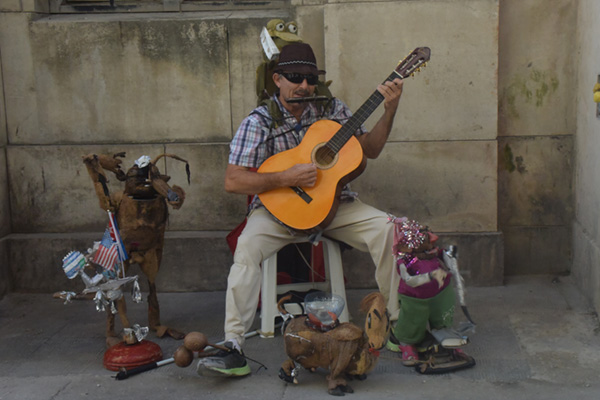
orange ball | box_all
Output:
[183,331,208,352]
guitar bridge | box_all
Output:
[290,186,313,204]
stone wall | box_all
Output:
[0,9,10,297]
[0,148,9,298]
[2,0,506,296]
[572,0,600,313]
[497,0,577,276]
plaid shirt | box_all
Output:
[229,94,366,208]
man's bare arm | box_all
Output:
[224,163,318,195]
[357,78,403,159]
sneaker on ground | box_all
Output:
[386,331,401,353]
[196,341,251,377]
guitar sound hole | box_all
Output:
[312,144,338,169]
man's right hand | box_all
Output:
[284,163,318,187]
[225,163,318,195]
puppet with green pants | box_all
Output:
[386,217,476,374]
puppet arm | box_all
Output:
[96,153,126,181]
[149,165,185,209]
[398,263,447,288]
[82,154,116,212]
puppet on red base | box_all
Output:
[82,153,190,345]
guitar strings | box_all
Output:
[327,91,384,153]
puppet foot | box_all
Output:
[106,336,122,349]
[387,333,419,366]
[155,325,185,340]
[398,344,419,366]
[328,384,354,396]
[278,367,298,384]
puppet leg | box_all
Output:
[104,295,132,347]
[138,248,185,340]
[326,342,356,396]
[105,307,122,348]
[106,308,118,338]
[116,296,131,330]
[279,359,298,384]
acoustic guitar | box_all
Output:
[257,47,431,231]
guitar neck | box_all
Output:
[327,71,399,153]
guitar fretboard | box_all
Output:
[326,71,399,154]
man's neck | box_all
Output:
[277,94,306,122]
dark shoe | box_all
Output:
[196,341,251,377]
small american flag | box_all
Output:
[93,228,119,272]
[107,210,128,262]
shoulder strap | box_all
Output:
[253,98,284,130]
[315,80,335,115]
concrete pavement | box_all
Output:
[1,275,599,399]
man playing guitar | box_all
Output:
[197,42,403,377]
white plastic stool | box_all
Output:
[259,237,349,338]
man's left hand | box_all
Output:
[378,78,403,113]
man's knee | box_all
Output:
[234,233,264,266]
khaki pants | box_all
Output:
[224,200,400,345]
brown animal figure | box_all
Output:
[278,292,390,396]
[83,152,189,345]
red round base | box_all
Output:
[103,340,163,371]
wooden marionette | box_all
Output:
[82,152,190,346]
[278,291,390,396]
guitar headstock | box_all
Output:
[394,47,431,79]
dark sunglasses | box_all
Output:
[280,73,319,85]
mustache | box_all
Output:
[294,89,310,97]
